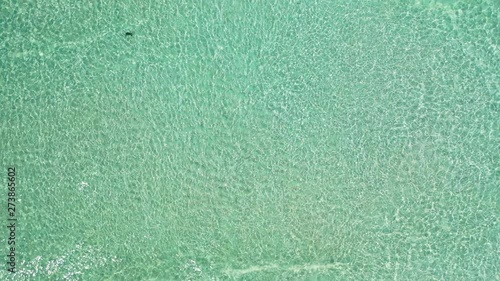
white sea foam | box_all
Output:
[224,262,349,277]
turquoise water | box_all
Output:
[1,0,498,280]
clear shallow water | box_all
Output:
[1,0,498,280]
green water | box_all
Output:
[1,0,498,280]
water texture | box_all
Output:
[0,0,498,280]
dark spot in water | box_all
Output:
[125,32,133,37]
